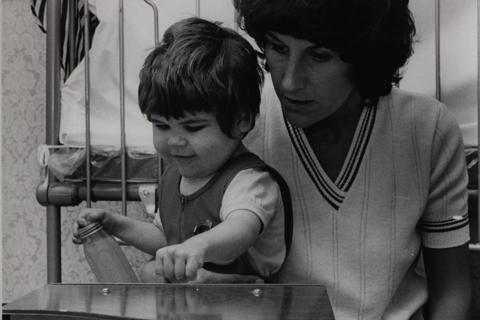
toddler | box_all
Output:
[74,17,291,283]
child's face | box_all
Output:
[150,112,250,179]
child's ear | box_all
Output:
[235,113,254,136]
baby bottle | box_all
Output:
[78,222,139,283]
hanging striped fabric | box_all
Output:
[30,0,99,81]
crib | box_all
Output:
[36,0,246,283]
[36,0,480,284]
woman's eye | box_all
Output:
[266,41,288,55]
[185,125,206,132]
[309,50,332,62]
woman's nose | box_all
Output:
[280,58,306,92]
[167,135,187,147]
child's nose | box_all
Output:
[167,135,187,147]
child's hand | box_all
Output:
[72,208,110,244]
[154,242,206,282]
[139,260,167,283]
[190,268,264,284]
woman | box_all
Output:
[229,0,471,319]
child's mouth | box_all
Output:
[172,154,194,159]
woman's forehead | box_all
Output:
[267,31,313,44]
[266,31,334,52]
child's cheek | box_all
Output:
[153,136,169,157]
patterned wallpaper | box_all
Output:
[2,0,149,303]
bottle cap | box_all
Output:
[78,222,103,240]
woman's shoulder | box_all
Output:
[387,87,445,112]
[383,87,457,127]
[381,88,463,144]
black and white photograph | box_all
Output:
[1,1,479,319]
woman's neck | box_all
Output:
[303,89,366,180]
[305,89,364,139]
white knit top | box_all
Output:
[244,78,470,320]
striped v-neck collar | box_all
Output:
[284,104,377,210]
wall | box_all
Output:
[403,0,478,146]
[2,0,478,305]
[2,0,48,301]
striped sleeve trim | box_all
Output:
[419,214,469,233]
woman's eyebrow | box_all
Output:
[310,46,333,53]
[265,32,282,43]
[265,32,325,51]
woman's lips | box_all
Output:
[283,96,314,106]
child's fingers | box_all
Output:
[190,268,264,284]
[173,256,187,281]
[73,209,108,244]
[162,255,174,280]
[156,248,175,281]
[185,258,201,281]
[72,221,84,244]
[155,254,165,278]
[72,236,83,245]
[79,208,106,224]
[76,217,90,227]
[72,221,79,235]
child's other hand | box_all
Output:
[72,208,110,245]
[155,242,206,282]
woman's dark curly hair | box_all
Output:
[138,17,264,137]
[233,0,416,101]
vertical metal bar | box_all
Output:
[84,0,92,208]
[196,0,201,17]
[143,0,159,45]
[143,0,163,184]
[434,0,442,101]
[68,0,77,77]
[119,0,127,215]
[46,0,62,283]
[477,0,480,244]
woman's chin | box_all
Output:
[283,112,321,129]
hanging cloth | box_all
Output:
[30,0,99,81]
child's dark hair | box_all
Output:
[138,17,264,137]
[233,0,416,102]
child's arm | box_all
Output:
[73,208,167,255]
[154,210,261,282]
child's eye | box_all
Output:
[184,125,206,132]
[154,123,170,131]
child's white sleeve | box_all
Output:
[152,212,165,232]
[220,168,286,277]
